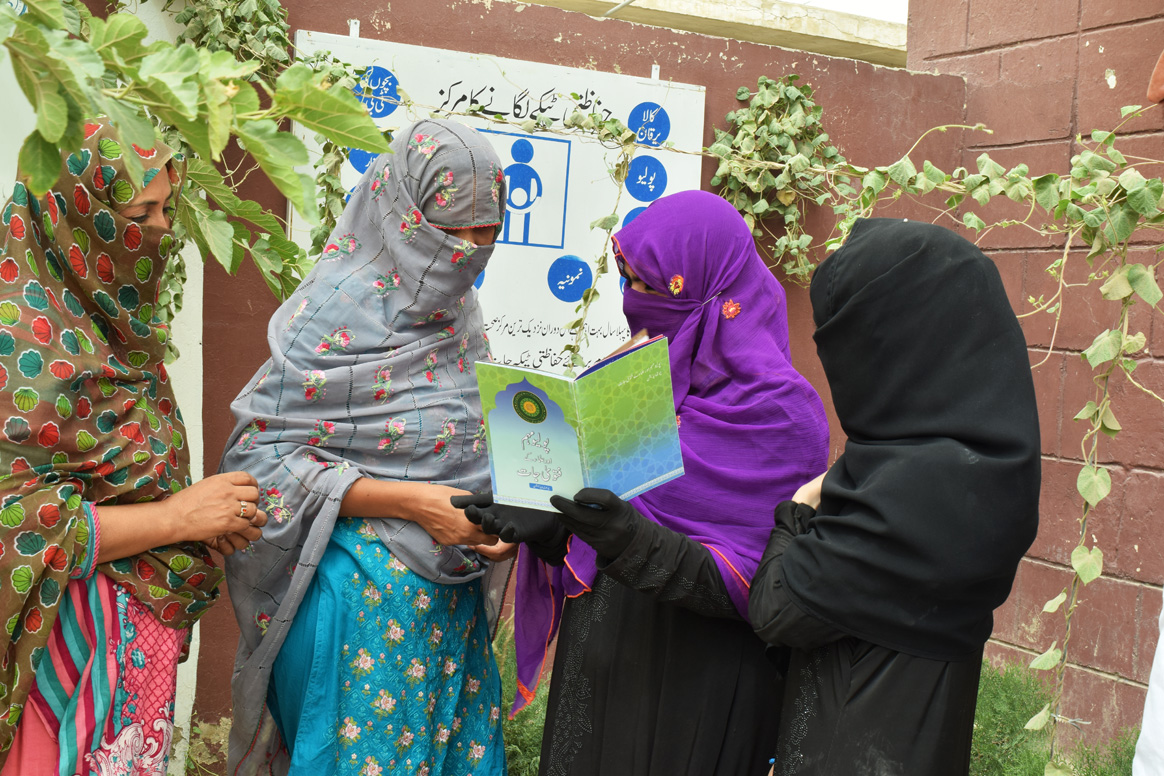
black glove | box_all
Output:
[774,500,816,537]
[450,493,570,563]
[549,488,641,560]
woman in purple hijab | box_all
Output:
[459,189,829,775]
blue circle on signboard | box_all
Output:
[628,102,670,147]
[474,269,486,289]
[547,255,593,303]
[348,147,378,174]
[355,66,399,119]
[622,206,648,228]
[626,157,667,202]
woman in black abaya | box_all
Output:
[748,218,1041,775]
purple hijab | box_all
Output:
[510,190,829,713]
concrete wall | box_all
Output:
[909,0,1164,746]
[193,0,969,749]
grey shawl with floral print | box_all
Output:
[218,120,507,775]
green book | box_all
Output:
[476,335,684,511]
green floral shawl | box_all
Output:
[0,120,222,753]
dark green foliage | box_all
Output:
[971,661,1052,776]
[970,660,1139,776]
[493,618,551,776]
[1071,727,1139,776]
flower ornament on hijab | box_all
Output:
[508,190,830,714]
[0,119,221,747]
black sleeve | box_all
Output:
[749,501,847,649]
[594,514,741,620]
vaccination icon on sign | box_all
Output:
[482,131,571,250]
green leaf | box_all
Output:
[735,86,751,100]
[1071,544,1104,584]
[1029,642,1061,671]
[22,0,65,30]
[1073,401,1098,421]
[1099,265,1134,300]
[274,84,388,154]
[1043,591,1067,613]
[236,119,309,168]
[887,156,917,187]
[589,214,619,231]
[1045,761,1073,776]
[1025,704,1051,731]
[88,13,149,64]
[922,160,946,184]
[138,44,201,119]
[0,6,17,46]
[201,209,236,271]
[1099,405,1121,437]
[1076,465,1112,507]
[1127,263,1163,306]
[976,153,1006,179]
[1120,104,1143,117]
[1082,329,1122,367]
[18,131,62,196]
[1127,179,1164,217]
[1031,174,1061,213]
[861,170,887,194]
[1118,168,1147,191]
[962,212,986,231]
[1104,203,1137,243]
[34,87,68,144]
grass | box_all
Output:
[493,619,552,776]
[970,659,1139,776]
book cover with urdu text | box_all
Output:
[476,336,684,510]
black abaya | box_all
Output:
[539,518,783,776]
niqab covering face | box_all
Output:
[510,189,830,713]
[219,119,506,772]
[781,217,1041,660]
[0,120,221,748]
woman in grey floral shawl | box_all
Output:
[219,119,509,776]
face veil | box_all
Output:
[781,218,1041,660]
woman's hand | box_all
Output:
[400,484,498,547]
[168,471,267,545]
[96,471,266,563]
[340,479,496,547]
[469,541,518,561]
[791,472,827,510]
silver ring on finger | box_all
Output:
[239,500,248,518]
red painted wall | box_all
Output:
[909,0,1164,746]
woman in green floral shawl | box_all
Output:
[0,119,266,776]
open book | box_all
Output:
[475,335,684,510]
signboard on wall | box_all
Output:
[292,31,706,369]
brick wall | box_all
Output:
[909,0,1164,745]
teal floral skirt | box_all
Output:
[269,519,506,775]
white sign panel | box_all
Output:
[292,31,706,370]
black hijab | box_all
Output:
[780,218,1041,661]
